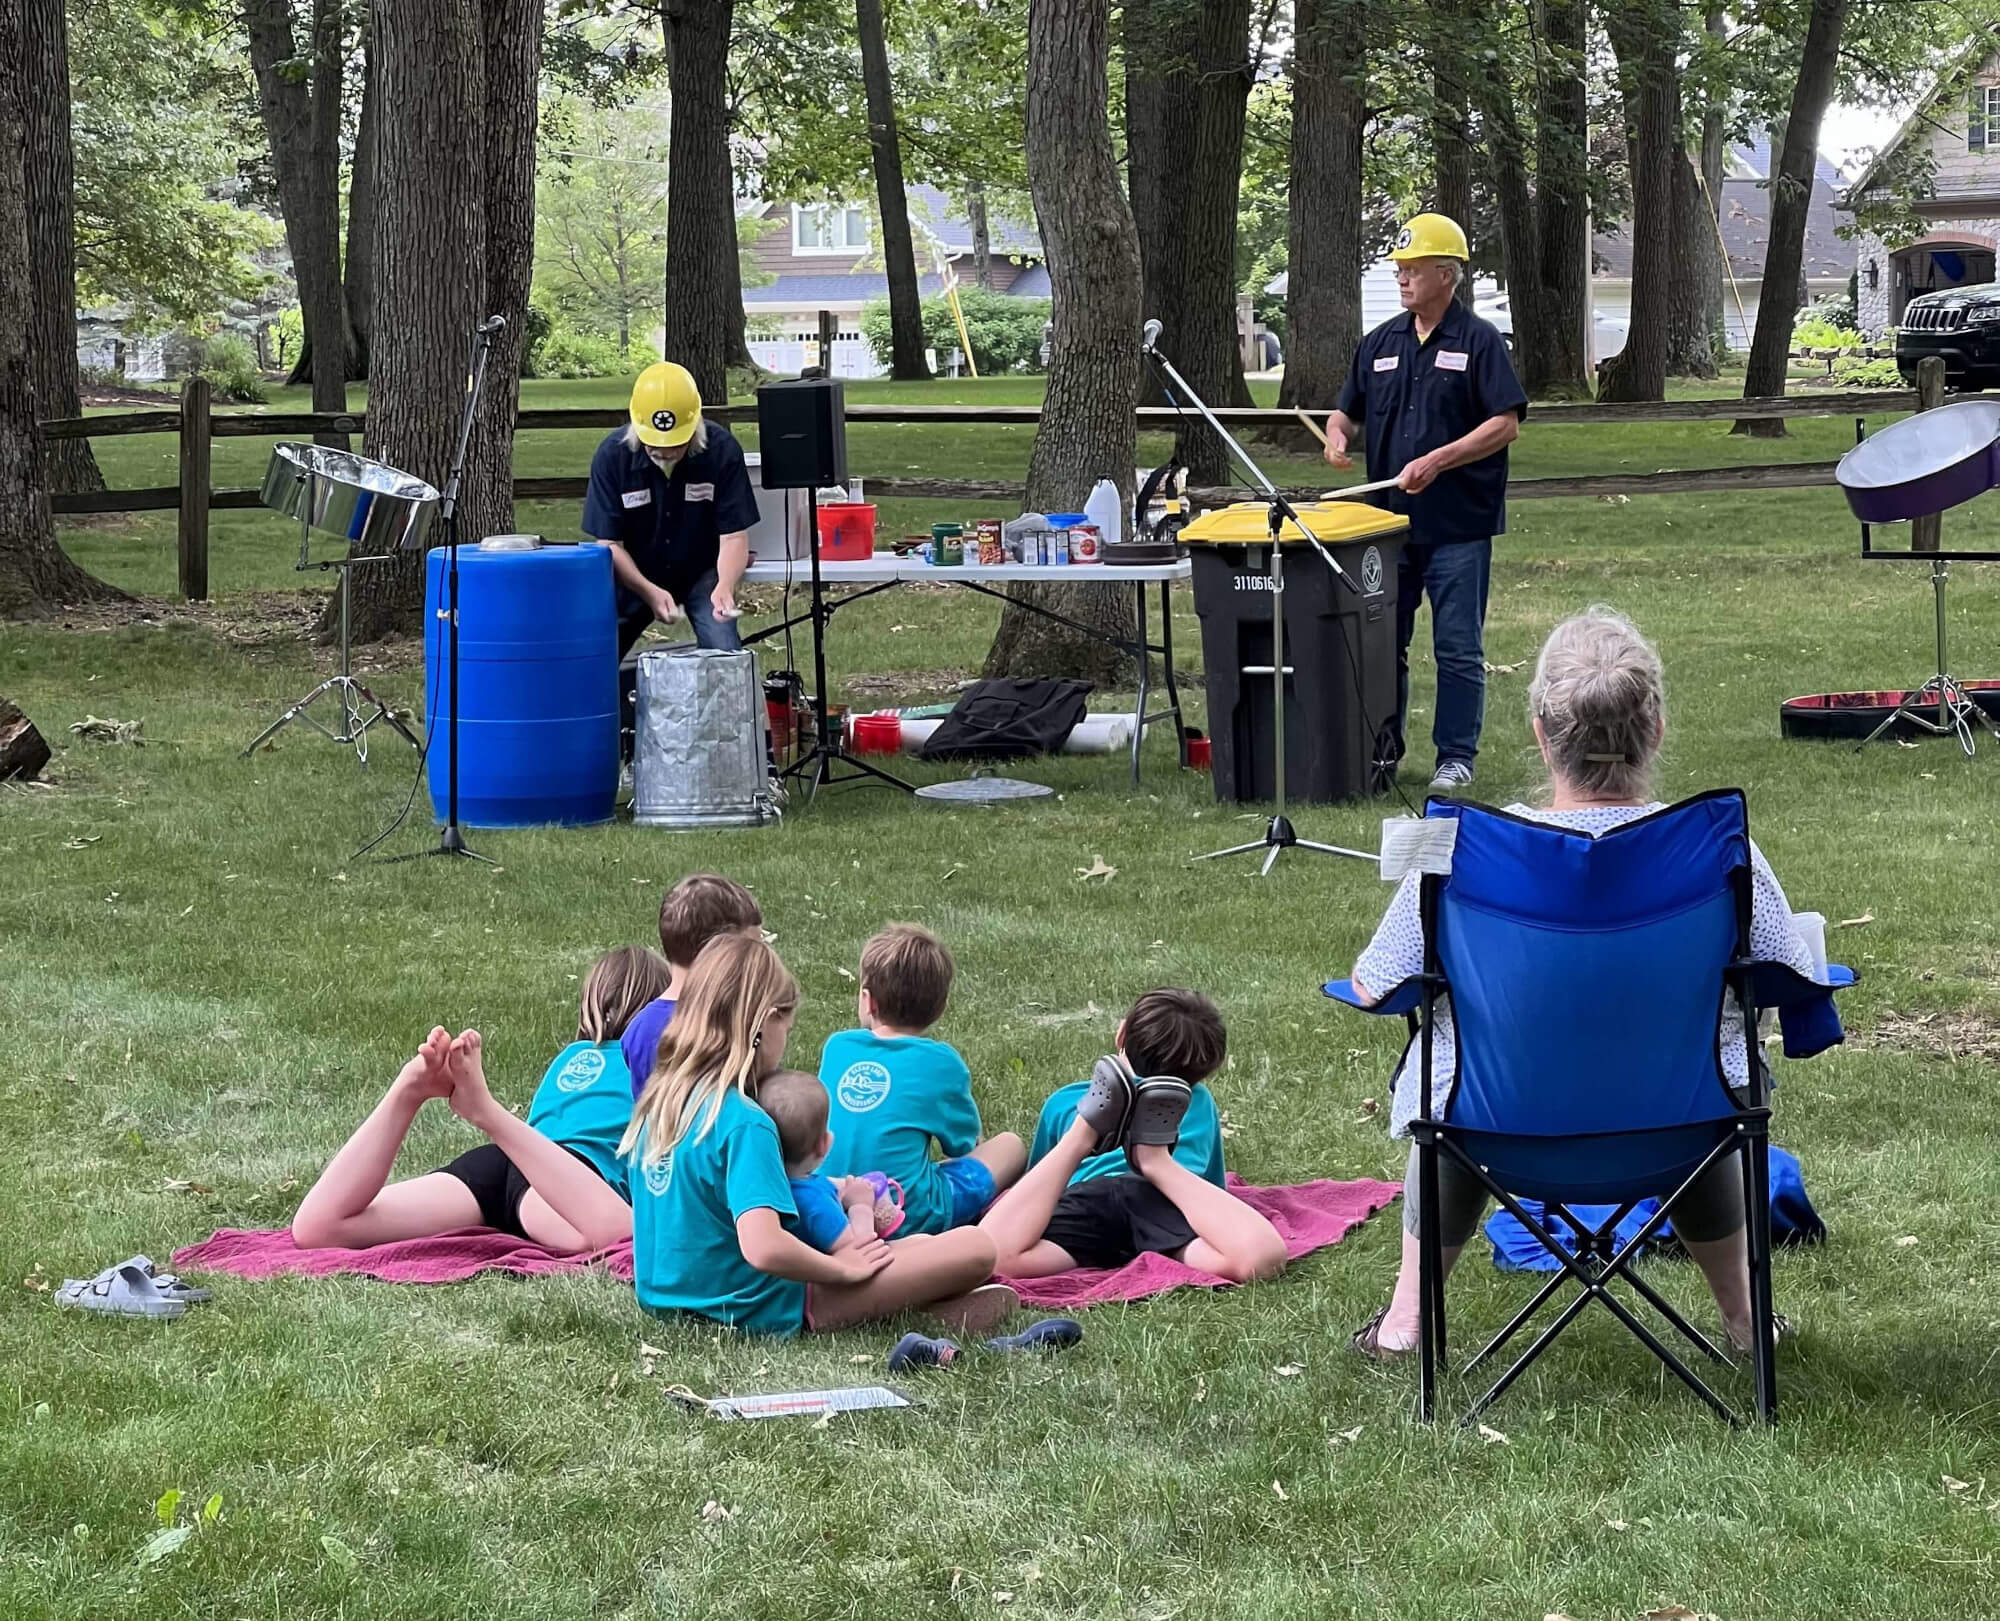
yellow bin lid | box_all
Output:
[1181,499,1408,545]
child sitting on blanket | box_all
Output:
[290,946,669,1254]
[979,989,1288,1283]
[757,1069,898,1254]
[619,934,1018,1338]
[817,924,1027,1233]
[623,873,764,1094]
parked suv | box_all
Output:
[1896,284,2000,386]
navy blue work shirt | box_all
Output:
[1334,302,1528,543]
[581,421,759,600]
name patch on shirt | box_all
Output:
[684,482,716,502]
[1372,355,1401,373]
[621,489,652,509]
[1434,350,1470,372]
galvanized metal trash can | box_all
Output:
[631,647,776,829]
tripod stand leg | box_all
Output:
[1260,842,1283,877]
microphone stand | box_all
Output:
[393,318,502,865]
[1143,334,1374,875]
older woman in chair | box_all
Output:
[1347,606,1818,1359]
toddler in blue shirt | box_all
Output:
[758,1069,895,1255]
[818,924,1027,1234]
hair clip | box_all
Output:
[1583,752,1629,763]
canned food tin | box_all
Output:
[1070,523,1102,564]
[931,522,963,567]
[1050,529,1069,565]
[975,518,1004,567]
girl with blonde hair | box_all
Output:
[622,934,1015,1337]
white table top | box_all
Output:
[743,553,1192,585]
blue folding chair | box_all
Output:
[1325,791,1854,1427]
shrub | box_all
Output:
[534,326,633,379]
[861,288,1052,374]
[1794,296,1861,351]
[520,302,555,378]
[195,331,268,403]
[1831,355,1903,388]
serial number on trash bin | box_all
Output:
[1232,575,1276,591]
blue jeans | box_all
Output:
[617,570,742,758]
[1393,537,1491,768]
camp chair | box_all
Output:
[1325,791,1853,1428]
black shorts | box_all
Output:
[1040,1173,1197,1271]
[436,1143,599,1240]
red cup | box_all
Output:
[1185,729,1211,771]
[850,712,902,754]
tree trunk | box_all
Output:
[1698,2,1727,351]
[23,0,102,494]
[1429,0,1473,307]
[1275,0,1364,417]
[1665,146,1720,377]
[1530,0,1590,396]
[1737,0,1850,435]
[1478,54,1550,389]
[1125,0,1198,401]
[1597,0,1678,403]
[1179,0,1258,445]
[345,19,379,379]
[968,179,993,290]
[340,0,486,642]
[983,0,1141,685]
[856,0,929,380]
[663,0,748,401]
[0,0,116,616]
[245,0,350,420]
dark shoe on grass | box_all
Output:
[985,1317,1083,1354]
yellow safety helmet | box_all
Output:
[629,362,702,448]
[1389,213,1470,263]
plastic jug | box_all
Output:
[1084,478,1124,547]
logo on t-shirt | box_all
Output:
[555,1048,606,1094]
[836,1061,893,1114]
[642,1152,674,1197]
[651,408,678,433]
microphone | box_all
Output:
[477,314,507,334]
[1142,318,1162,354]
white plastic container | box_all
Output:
[1084,478,1124,547]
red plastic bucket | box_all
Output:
[1185,729,1211,771]
[850,712,902,754]
[816,503,877,561]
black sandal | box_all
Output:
[1121,1077,1193,1154]
[1350,1306,1413,1362]
[1076,1056,1136,1151]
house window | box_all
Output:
[793,203,869,254]
[1978,86,2000,149]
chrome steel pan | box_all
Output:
[261,442,441,551]
[1835,399,2000,524]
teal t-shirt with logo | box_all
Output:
[626,1088,804,1337]
[524,1040,636,1196]
[1028,1080,1226,1188]
[817,1029,982,1235]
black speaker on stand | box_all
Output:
[756,375,911,798]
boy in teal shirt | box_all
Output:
[980,989,1288,1284]
[819,924,1027,1234]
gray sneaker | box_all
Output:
[1429,759,1475,793]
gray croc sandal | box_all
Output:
[1121,1077,1193,1153]
[1076,1056,1136,1150]
[128,1255,212,1305]
[55,1261,187,1320]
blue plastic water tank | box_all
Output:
[424,543,618,828]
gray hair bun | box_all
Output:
[1527,606,1664,799]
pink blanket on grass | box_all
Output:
[172,1175,1401,1307]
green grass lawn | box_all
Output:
[7,381,2000,1617]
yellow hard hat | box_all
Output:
[629,362,702,448]
[1389,213,1470,263]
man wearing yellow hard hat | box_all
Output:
[1323,213,1526,794]
[584,361,759,672]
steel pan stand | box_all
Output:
[1857,557,2000,756]
[241,534,418,762]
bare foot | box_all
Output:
[445,1029,501,1126]
[393,1028,454,1105]
[930,1282,1020,1336]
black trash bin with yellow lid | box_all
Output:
[1181,500,1408,804]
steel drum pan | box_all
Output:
[261,442,440,551]
[1834,399,2000,524]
